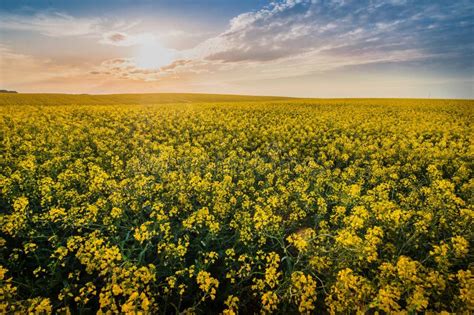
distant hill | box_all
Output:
[0,93,295,106]
[0,89,18,94]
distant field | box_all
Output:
[1,96,473,314]
[1,92,471,108]
[0,93,295,106]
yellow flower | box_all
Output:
[407,286,428,312]
[457,269,474,311]
[223,295,239,314]
[23,242,38,254]
[112,284,122,296]
[326,268,373,314]
[287,228,315,253]
[290,272,317,314]
[27,297,52,314]
[182,207,220,234]
[371,286,401,313]
[133,221,157,244]
[451,236,469,258]
[196,270,219,301]
[261,291,279,313]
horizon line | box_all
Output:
[0,89,474,101]
[1,91,473,101]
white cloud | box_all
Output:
[154,0,473,84]
[186,0,424,65]
[91,56,203,81]
[87,0,441,83]
[0,11,141,39]
[0,11,103,37]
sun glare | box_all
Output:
[135,41,175,70]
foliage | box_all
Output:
[1,96,473,314]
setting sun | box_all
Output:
[135,41,175,70]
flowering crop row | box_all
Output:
[1,98,473,314]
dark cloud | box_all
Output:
[107,32,127,42]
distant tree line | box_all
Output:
[0,89,18,93]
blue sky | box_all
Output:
[0,1,265,26]
[0,0,473,98]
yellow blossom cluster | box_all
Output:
[290,272,318,314]
[196,271,219,301]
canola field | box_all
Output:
[1,94,473,314]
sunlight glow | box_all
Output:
[135,41,175,70]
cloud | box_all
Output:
[99,31,151,46]
[103,32,127,43]
[84,0,472,84]
[185,0,473,70]
[0,11,103,37]
[0,11,141,40]
[99,31,193,55]
[92,57,206,82]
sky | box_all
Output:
[0,0,473,98]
